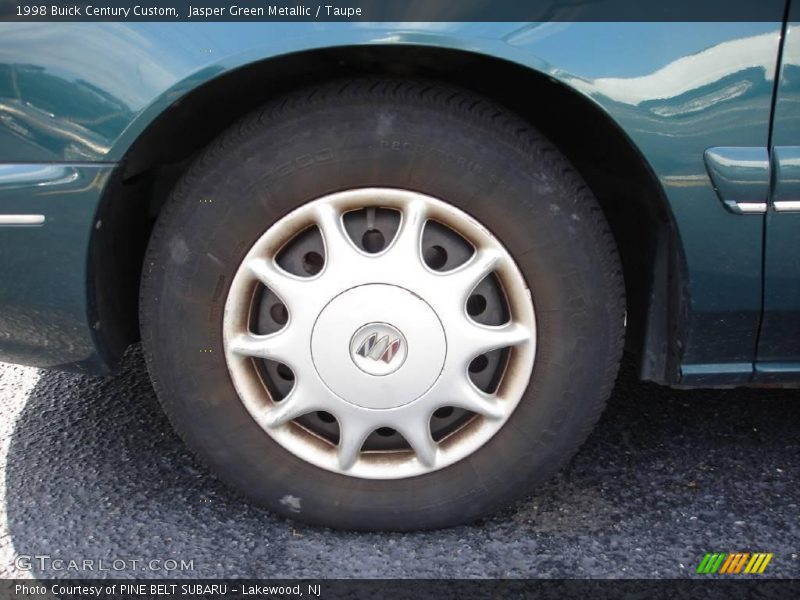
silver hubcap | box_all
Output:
[223,188,536,479]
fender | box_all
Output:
[0,21,784,379]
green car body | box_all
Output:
[0,16,798,387]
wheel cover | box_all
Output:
[223,188,536,479]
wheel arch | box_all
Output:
[88,44,687,385]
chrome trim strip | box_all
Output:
[727,201,767,214]
[774,200,800,212]
[738,202,768,213]
[0,214,45,226]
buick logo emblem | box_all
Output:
[356,332,402,364]
[349,323,408,376]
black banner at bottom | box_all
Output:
[0,579,797,600]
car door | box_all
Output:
[757,0,800,381]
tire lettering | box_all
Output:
[267,148,334,178]
[380,139,498,183]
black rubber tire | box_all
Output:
[140,78,625,531]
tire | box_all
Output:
[140,78,625,531]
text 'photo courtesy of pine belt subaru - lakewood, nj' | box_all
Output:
[0,7,799,530]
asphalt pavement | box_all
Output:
[0,346,797,579]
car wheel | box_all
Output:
[140,79,625,530]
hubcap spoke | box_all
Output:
[262,382,321,428]
[228,332,290,362]
[386,198,428,262]
[396,418,438,468]
[248,257,307,305]
[314,203,359,265]
[446,248,503,297]
[461,321,531,358]
[446,381,505,421]
[337,419,374,471]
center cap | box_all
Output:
[311,284,447,410]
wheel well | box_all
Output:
[89,45,687,384]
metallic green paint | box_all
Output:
[0,164,114,370]
[0,19,794,381]
[771,146,800,204]
[758,2,800,373]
